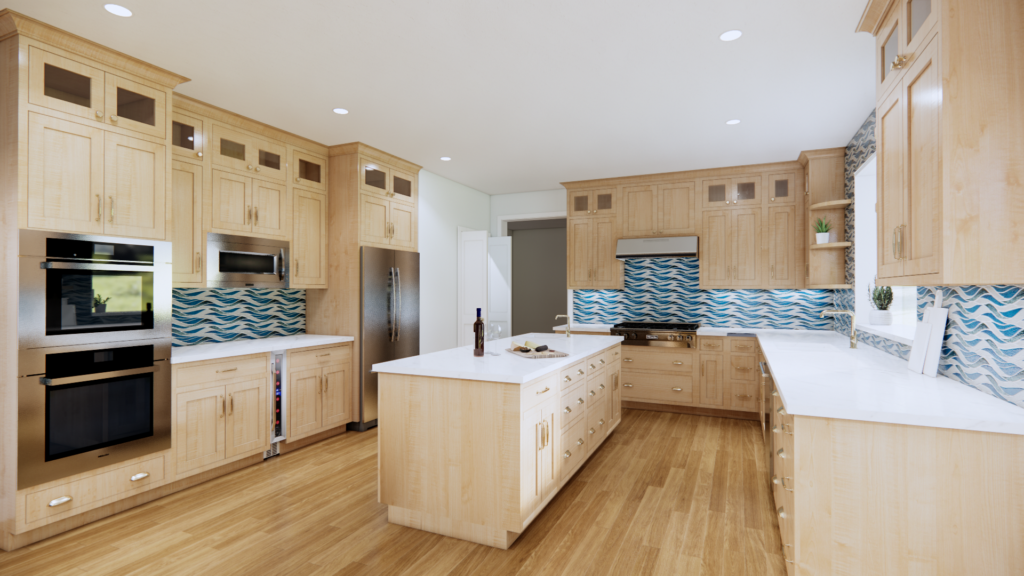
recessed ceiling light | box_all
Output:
[332,108,349,115]
[726,119,741,125]
[104,4,132,17]
[440,157,451,161]
[719,30,742,42]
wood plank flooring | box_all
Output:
[0,409,786,575]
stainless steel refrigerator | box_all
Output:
[349,246,420,431]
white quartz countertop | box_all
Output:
[171,334,354,364]
[553,323,613,333]
[372,333,623,384]
[697,327,826,337]
[757,330,1024,435]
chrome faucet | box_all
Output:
[821,309,857,348]
[555,314,571,337]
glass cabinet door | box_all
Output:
[569,190,592,216]
[251,136,286,183]
[359,157,391,197]
[28,46,107,123]
[701,178,731,209]
[592,188,616,216]
[105,75,166,139]
[731,176,762,207]
[877,6,902,98]
[292,150,326,191]
[212,123,253,173]
[172,112,204,160]
[905,0,936,55]
[391,169,417,205]
[767,173,796,205]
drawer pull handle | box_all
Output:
[672,387,683,392]
[130,472,149,482]
[589,428,595,435]
[577,398,584,405]
[735,367,752,372]
[672,361,684,365]
[564,450,571,459]
[217,368,238,373]
[785,424,794,436]
[613,351,620,356]
[599,359,605,365]
[777,448,787,459]
[777,407,787,416]
[784,544,794,564]
[782,477,794,492]
[623,383,633,388]
[577,369,585,376]
[589,390,596,397]
[623,358,633,362]
[736,345,753,350]
[772,426,781,434]
[577,438,584,446]
[49,496,72,507]
[777,506,787,519]
[599,384,605,390]
[316,353,331,357]
[771,391,779,397]
[536,387,550,395]
[564,406,571,414]
[735,394,753,399]
[564,375,572,383]
[589,364,597,370]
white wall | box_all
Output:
[419,170,491,353]
[489,189,566,237]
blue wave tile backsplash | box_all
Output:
[172,288,305,346]
[573,258,835,329]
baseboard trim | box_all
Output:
[623,401,759,421]
[279,425,348,454]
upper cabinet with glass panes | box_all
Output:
[28,46,167,138]
[172,112,204,160]
[876,0,936,100]
[768,173,796,205]
[211,122,287,183]
[292,150,326,192]
[359,156,417,205]
[701,176,762,208]
[569,188,616,217]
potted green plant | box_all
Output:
[813,217,833,244]
[93,294,111,314]
[867,283,893,325]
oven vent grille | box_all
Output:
[263,442,280,460]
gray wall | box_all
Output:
[511,226,567,335]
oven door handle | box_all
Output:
[40,261,153,272]
[40,365,158,387]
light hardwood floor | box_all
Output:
[0,409,785,575]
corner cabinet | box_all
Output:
[860,0,1024,286]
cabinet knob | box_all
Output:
[589,428,595,435]
[577,438,584,446]
[95,110,103,118]
[623,358,633,363]
[771,197,775,202]
[599,384,605,390]
[599,359,605,365]
[295,178,301,183]
[564,450,571,459]
[589,363,596,370]
[772,475,781,485]
[782,477,794,492]
[577,398,584,405]
[598,419,605,426]
[577,369,585,376]
[589,390,596,397]
[255,166,261,172]
[778,507,787,519]
[563,375,572,383]
[890,54,909,71]
[777,448,787,459]
[110,115,118,122]
[197,152,203,157]
[564,406,571,414]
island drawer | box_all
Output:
[522,372,558,410]
[699,337,725,352]
[289,343,352,370]
[620,348,694,374]
[559,380,586,431]
[175,354,268,387]
[728,354,758,382]
[561,418,588,480]
[621,372,694,405]
[727,338,758,355]
[586,396,610,449]
[586,370,608,403]
[585,351,607,375]
[559,360,587,391]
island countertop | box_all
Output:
[372,332,623,384]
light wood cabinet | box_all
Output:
[358,156,417,206]
[224,377,268,458]
[621,184,657,236]
[698,353,725,407]
[569,188,615,218]
[566,216,622,289]
[286,344,353,441]
[288,367,322,440]
[28,46,107,123]
[768,205,798,288]
[211,123,286,183]
[522,394,559,519]
[175,386,226,475]
[293,189,327,288]
[104,73,167,139]
[767,172,796,205]
[211,169,291,240]
[702,176,760,208]
[292,149,326,191]
[622,181,696,237]
[701,209,762,288]
[360,195,416,250]
[104,132,167,240]
[171,111,204,161]
[171,161,203,285]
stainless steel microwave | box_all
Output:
[206,233,289,288]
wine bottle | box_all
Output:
[473,308,485,357]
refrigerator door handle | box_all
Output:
[395,267,401,341]
[389,267,396,342]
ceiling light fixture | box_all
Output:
[104,4,132,17]
[719,30,742,42]
[440,157,451,161]
[726,119,741,125]
[332,108,349,115]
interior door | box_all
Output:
[591,217,619,288]
[658,181,697,234]
[172,161,204,285]
[28,46,106,123]
[567,218,592,288]
[103,132,166,240]
[877,84,904,279]
[176,386,226,473]
[211,170,252,234]
[731,208,761,286]
[252,178,289,239]
[701,211,729,286]
[288,367,323,440]
[359,194,391,246]
[622,184,657,237]
[225,376,267,458]
[902,36,941,278]
[322,361,351,428]
[389,202,416,250]
[26,113,105,234]
[768,206,797,288]
[293,190,327,287]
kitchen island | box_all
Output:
[372,333,623,549]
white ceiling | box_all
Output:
[10,0,876,194]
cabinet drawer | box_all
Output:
[586,370,608,403]
[585,351,608,375]
[176,354,268,387]
[522,372,558,410]
[586,396,610,449]
[606,345,622,364]
[559,360,587,391]
[621,372,694,405]
[699,337,725,352]
[730,380,758,412]
[561,418,588,480]
[559,380,586,431]
[289,344,352,370]
[25,455,165,525]
[728,354,758,382]
[620,348,694,373]
[727,338,758,355]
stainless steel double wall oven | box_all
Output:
[18,231,173,489]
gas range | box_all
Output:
[610,321,700,347]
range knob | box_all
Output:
[629,332,637,340]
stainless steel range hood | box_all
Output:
[615,236,698,260]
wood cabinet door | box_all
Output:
[172,112,204,161]
[567,218,593,288]
[212,123,255,174]
[540,396,560,499]
[592,188,617,217]
[390,201,417,250]
[359,156,391,197]
[520,404,545,518]
[292,150,326,191]
[699,354,725,407]
[225,376,268,459]
[103,132,166,240]
[591,217,620,288]
[568,190,592,217]
[901,36,941,278]
[359,193,391,246]
[658,181,697,235]
[250,135,286,183]
[702,178,731,209]
[390,168,417,206]
[768,205,797,288]
[767,173,796,205]
[211,170,252,234]
[730,208,762,286]
[252,178,290,239]
[322,361,352,428]
[876,2,904,101]
[288,367,323,441]
[27,46,106,123]
[176,386,226,474]
[701,210,729,287]
[105,74,166,139]
[172,161,204,285]
[731,176,762,208]
[622,184,658,237]
[293,190,327,288]
[27,113,106,234]
[609,365,621,426]
[877,85,905,279]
